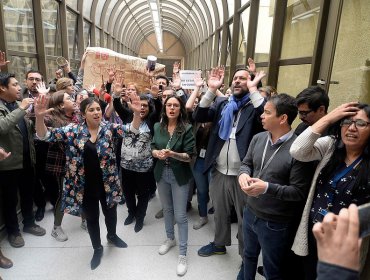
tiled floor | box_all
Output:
[0,194,259,280]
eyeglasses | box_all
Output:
[27,77,42,82]
[340,119,370,129]
[165,103,180,108]
[298,110,313,117]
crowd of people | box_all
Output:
[0,49,369,279]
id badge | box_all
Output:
[229,127,236,139]
[199,148,206,158]
[313,208,328,223]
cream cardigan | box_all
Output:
[290,126,369,276]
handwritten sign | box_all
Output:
[179,70,200,89]
[83,47,166,93]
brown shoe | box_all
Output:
[0,250,13,269]
[8,233,25,248]
[23,224,46,236]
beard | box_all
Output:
[232,88,249,99]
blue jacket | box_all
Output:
[193,95,265,173]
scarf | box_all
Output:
[218,94,250,140]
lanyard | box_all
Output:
[257,137,286,178]
[326,156,362,208]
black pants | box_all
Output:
[83,191,117,250]
[303,222,318,280]
[0,167,35,234]
[121,168,150,221]
[34,141,48,209]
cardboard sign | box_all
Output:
[179,70,200,89]
[83,47,166,93]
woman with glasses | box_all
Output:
[290,102,370,279]
[151,94,195,276]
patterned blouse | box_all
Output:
[42,120,137,216]
[310,162,370,223]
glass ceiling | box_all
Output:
[83,0,228,53]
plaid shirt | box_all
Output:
[44,113,81,176]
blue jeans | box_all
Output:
[192,157,210,217]
[157,167,189,255]
[243,207,295,280]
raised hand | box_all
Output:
[107,66,116,83]
[247,70,266,92]
[247,58,256,74]
[207,67,224,92]
[0,51,10,68]
[194,71,204,88]
[34,95,53,117]
[36,82,50,95]
[55,69,63,79]
[173,61,181,74]
[171,73,181,90]
[87,84,96,93]
[129,92,141,114]
[62,60,71,73]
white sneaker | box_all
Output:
[51,226,68,242]
[158,238,176,255]
[193,216,208,230]
[176,255,187,276]
[81,219,87,231]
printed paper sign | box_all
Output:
[179,70,200,89]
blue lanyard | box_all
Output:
[326,156,362,207]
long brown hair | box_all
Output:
[47,91,70,127]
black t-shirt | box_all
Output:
[83,140,104,198]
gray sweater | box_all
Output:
[239,131,312,223]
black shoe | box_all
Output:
[208,207,214,214]
[107,234,127,248]
[35,207,45,222]
[90,246,103,270]
[124,214,135,225]
[186,202,192,212]
[257,266,264,276]
[134,220,144,233]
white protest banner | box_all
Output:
[179,70,200,89]
[83,47,166,93]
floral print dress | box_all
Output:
[43,120,136,216]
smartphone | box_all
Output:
[359,202,370,238]
[159,85,163,91]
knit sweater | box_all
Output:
[239,131,312,223]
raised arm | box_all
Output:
[185,71,203,112]
[34,95,54,138]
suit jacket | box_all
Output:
[151,122,195,186]
[193,96,265,173]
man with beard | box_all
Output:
[193,66,265,278]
